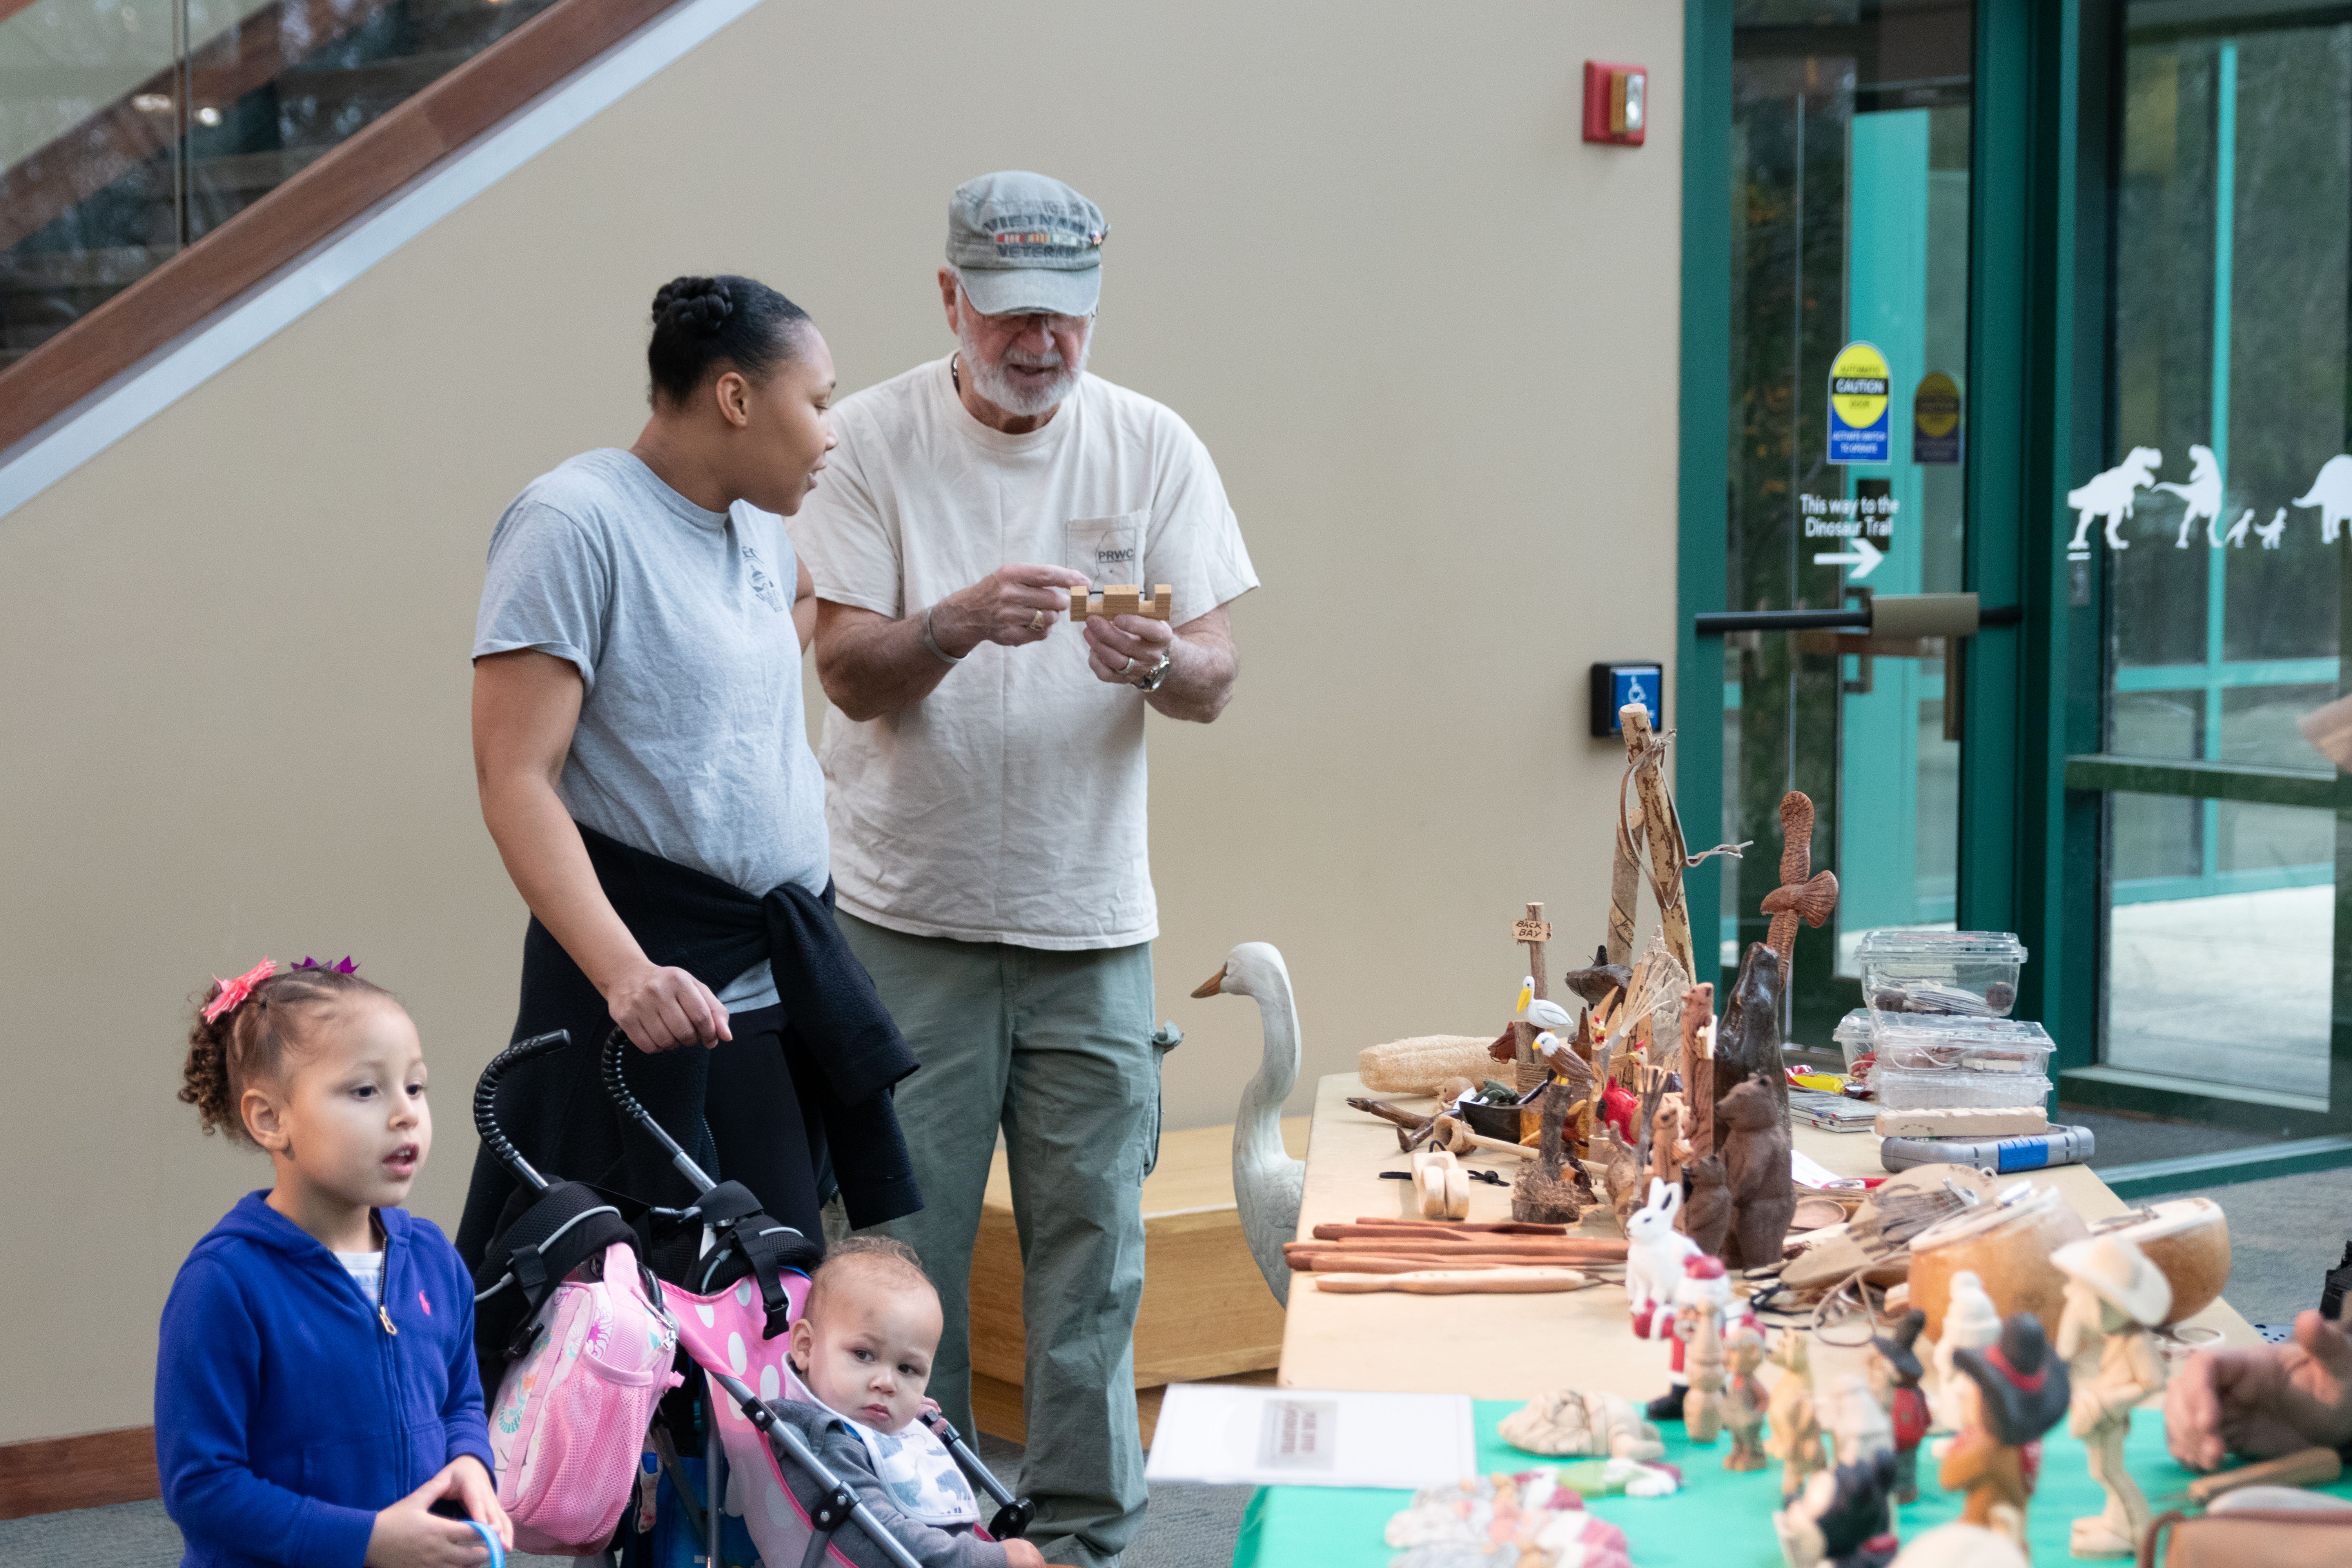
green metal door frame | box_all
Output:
[1676,0,2352,1182]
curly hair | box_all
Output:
[179,965,396,1143]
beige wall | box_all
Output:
[0,0,1683,1442]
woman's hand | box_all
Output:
[2165,1310,2352,1469]
[365,1460,500,1566]
[603,960,732,1052]
[931,565,1092,656]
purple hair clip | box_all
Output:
[293,956,359,975]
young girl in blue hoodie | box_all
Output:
[158,959,513,1568]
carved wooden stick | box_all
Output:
[1314,1268,1592,1295]
[1621,705,1698,981]
[1608,785,1644,967]
[1680,981,1716,1158]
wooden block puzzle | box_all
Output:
[1069,584,1174,622]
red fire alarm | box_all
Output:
[1582,61,1648,145]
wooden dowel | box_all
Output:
[1324,1221,1571,1239]
[1314,1267,1592,1295]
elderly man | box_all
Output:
[794,171,1255,1565]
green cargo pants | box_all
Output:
[837,913,1162,1568]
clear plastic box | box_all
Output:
[1857,929,2028,1021]
[1832,1009,1876,1072]
[1865,1014,2055,1076]
[1869,1064,2054,1110]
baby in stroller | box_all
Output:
[775,1238,1062,1568]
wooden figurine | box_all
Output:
[1939,1315,2072,1550]
[1510,1080,1582,1224]
[1678,1264,1730,1442]
[1660,1252,1737,1427]
[1677,1153,1733,1257]
[1564,945,1632,1012]
[1410,1145,1470,1221]
[1826,1372,1893,1469]
[1929,1270,2002,1433]
[1717,941,1790,1123]
[1720,1076,1797,1270]
[1766,1327,1827,1503]
[1650,1091,1686,1188]
[1067,583,1172,621]
[1868,1310,1930,1504]
[1623,1178,1698,1343]
[1723,1321,1771,1472]
[2050,1236,2172,1558]
[1761,791,1840,994]
[1775,1452,1901,1568]
[1596,1122,1643,1228]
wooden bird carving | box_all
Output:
[1759,792,1838,991]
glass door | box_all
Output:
[2067,0,2352,1121]
[1725,0,1976,1042]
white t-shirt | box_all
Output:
[336,1250,384,1304]
[795,358,1258,949]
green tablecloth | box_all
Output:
[1230,1399,2352,1566]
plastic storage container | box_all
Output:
[1869,1064,2054,1111]
[1833,1009,1876,1072]
[1857,929,2028,1021]
[1865,1014,2055,1076]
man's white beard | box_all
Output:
[956,317,1089,417]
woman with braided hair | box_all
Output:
[461,276,922,1278]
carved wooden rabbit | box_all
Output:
[1623,1178,1700,1339]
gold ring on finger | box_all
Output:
[1029,609,1049,630]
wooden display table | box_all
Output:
[1278,1073,2258,1399]
[968,1117,1307,1442]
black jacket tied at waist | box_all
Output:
[456,824,922,1272]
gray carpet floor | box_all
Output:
[0,1432,1252,1568]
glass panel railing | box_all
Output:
[0,0,562,373]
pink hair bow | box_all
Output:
[203,958,277,1024]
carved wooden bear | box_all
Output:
[1676,1152,1733,1258]
[1719,1077,1795,1271]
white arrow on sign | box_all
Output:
[1812,535,1885,579]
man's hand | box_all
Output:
[932,565,1092,657]
[1083,611,1176,687]
[2165,1310,2352,1470]
[365,1460,503,1567]
[603,960,732,1052]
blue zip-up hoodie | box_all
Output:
[156,1193,494,1568]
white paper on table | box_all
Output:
[1143,1384,1476,1489]
[1790,1147,1864,1189]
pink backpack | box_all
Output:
[486,1239,681,1555]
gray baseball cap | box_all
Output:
[946,171,1107,318]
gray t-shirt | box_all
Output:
[473,448,828,1009]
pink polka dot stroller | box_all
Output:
[601,1028,1036,1568]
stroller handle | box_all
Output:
[708,1371,926,1568]
[472,1030,573,1194]
[601,1026,719,1194]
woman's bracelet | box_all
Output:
[918,604,964,666]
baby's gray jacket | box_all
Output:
[763,1401,1009,1568]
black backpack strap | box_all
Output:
[472,1180,638,1365]
[683,1181,819,1339]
